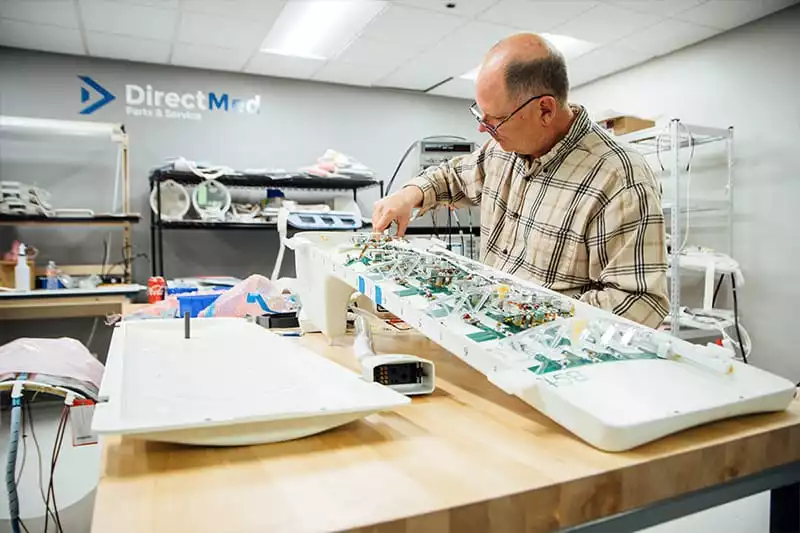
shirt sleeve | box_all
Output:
[404,141,489,214]
[580,180,669,329]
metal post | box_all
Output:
[670,119,681,335]
[157,180,165,276]
[770,482,800,533]
[121,136,132,282]
[727,127,734,257]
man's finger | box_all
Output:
[396,215,409,237]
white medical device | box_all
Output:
[353,315,435,396]
[286,232,795,452]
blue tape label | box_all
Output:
[358,276,365,294]
[375,286,383,306]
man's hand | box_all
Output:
[371,186,423,236]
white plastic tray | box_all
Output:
[92,318,409,446]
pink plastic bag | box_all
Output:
[0,337,104,390]
[198,274,298,317]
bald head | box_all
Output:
[477,33,569,106]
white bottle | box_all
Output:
[46,260,58,290]
[15,243,31,291]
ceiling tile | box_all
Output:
[78,0,178,41]
[611,0,706,17]
[177,11,267,50]
[244,52,325,79]
[361,4,467,46]
[375,61,452,91]
[377,19,518,90]
[478,1,599,31]
[336,35,426,67]
[674,0,799,30]
[567,43,654,87]
[619,18,718,57]
[86,31,170,63]
[0,0,80,28]
[180,0,285,24]
[0,18,84,54]
[428,77,476,99]
[396,0,501,18]
[171,43,251,71]
[102,0,179,7]
[550,3,661,44]
[312,61,390,87]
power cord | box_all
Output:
[383,136,467,197]
[730,273,747,365]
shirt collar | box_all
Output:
[534,104,592,168]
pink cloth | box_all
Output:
[0,337,104,389]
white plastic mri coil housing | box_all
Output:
[149,179,191,221]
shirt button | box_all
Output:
[502,248,508,255]
[509,212,518,219]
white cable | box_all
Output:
[271,207,289,281]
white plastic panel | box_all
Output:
[289,231,796,452]
[93,318,410,445]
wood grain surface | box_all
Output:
[91,330,800,533]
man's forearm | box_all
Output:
[580,286,668,329]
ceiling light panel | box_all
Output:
[260,0,387,60]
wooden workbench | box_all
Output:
[91,331,800,533]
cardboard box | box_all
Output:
[0,259,35,289]
[597,115,656,136]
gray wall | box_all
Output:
[0,47,482,351]
[0,46,482,280]
[572,4,800,380]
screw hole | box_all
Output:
[446,2,456,8]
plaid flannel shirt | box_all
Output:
[407,105,669,328]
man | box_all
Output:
[372,33,668,328]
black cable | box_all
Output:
[15,400,26,485]
[452,210,466,257]
[18,518,29,533]
[467,208,475,260]
[712,274,725,307]
[44,407,67,533]
[730,274,747,364]
[447,207,453,250]
[383,135,468,197]
[24,402,59,527]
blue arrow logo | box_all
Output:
[78,75,115,115]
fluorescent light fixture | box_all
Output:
[260,1,387,60]
[458,33,598,82]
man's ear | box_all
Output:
[539,96,558,125]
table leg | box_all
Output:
[770,481,800,533]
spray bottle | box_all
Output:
[15,243,31,291]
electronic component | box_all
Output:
[286,210,361,230]
[353,315,435,396]
[418,140,475,171]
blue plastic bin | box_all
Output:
[177,292,222,318]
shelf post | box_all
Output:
[670,119,681,335]
[727,127,734,257]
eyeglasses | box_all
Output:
[469,94,552,137]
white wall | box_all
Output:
[572,4,800,381]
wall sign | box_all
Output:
[78,75,261,121]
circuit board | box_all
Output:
[288,232,795,452]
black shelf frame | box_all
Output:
[0,214,141,226]
[149,169,383,277]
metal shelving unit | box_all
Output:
[0,115,138,282]
[620,121,734,336]
[149,169,382,277]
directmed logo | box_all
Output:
[79,76,115,115]
[125,84,261,120]
[77,75,260,121]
